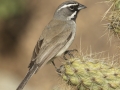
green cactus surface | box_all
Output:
[58,57,120,90]
[106,0,120,37]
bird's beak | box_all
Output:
[78,4,87,10]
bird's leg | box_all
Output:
[63,50,69,60]
[52,61,57,69]
[52,61,62,73]
[63,49,78,60]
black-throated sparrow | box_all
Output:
[16,1,86,90]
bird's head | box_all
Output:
[54,1,86,21]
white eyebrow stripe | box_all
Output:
[57,3,78,12]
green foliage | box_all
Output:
[0,0,26,19]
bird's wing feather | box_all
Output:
[28,20,74,69]
[35,30,72,68]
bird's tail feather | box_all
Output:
[16,65,38,90]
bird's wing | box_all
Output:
[28,20,75,69]
[35,30,73,68]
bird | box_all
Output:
[16,1,86,90]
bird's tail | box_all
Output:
[16,65,38,90]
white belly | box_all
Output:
[56,30,76,56]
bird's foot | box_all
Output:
[63,49,78,60]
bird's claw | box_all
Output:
[63,49,78,60]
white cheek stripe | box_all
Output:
[57,4,78,12]
[67,11,77,20]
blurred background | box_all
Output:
[0,0,118,90]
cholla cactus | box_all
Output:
[54,1,120,90]
[104,0,120,37]
[58,55,120,90]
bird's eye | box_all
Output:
[69,6,74,10]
